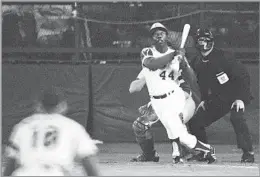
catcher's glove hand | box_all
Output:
[138,102,154,116]
[138,102,159,125]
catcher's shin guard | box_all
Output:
[132,117,159,162]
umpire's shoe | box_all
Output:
[241,152,254,163]
[131,151,159,162]
[204,147,217,164]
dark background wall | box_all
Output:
[2,63,259,145]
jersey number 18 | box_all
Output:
[32,126,59,148]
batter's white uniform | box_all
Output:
[139,46,197,154]
[5,113,98,176]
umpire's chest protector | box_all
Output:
[195,48,247,102]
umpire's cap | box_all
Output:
[150,22,168,35]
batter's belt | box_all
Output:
[151,90,174,99]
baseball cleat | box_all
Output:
[187,152,207,162]
[241,152,254,163]
[130,152,159,162]
[204,147,217,164]
[173,156,184,164]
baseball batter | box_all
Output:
[3,88,101,176]
[130,22,216,164]
[130,58,200,124]
[129,55,200,161]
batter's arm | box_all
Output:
[129,78,146,93]
[129,68,147,93]
[141,48,176,70]
[143,52,176,70]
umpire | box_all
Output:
[187,28,254,163]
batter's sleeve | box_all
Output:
[179,79,191,95]
[75,125,99,158]
[140,48,153,67]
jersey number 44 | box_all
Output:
[159,70,175,80]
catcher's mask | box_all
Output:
[195,28,214,52]
[149,22,168,36]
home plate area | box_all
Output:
[93,143,259,176]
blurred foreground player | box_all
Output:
[188,28,255,163]
[3,87,101,176]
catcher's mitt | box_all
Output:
[138,102,159,126]
[138,102,157,118]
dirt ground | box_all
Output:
[2,143,259,176]
[93,143,259,176]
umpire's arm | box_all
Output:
[223,53,252,104]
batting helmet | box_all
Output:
[149,22,168,35]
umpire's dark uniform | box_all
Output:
[188,47,254,155]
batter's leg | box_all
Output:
[176,96,197,158]
[182,95,196,124]
[156,108,212,164]
[187,107,209,143]
[170,137,183,163]
[179,129,217,164]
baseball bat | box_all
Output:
[180,24,191,49]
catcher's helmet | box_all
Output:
[195,28,214,52]
[149,22,168,35]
